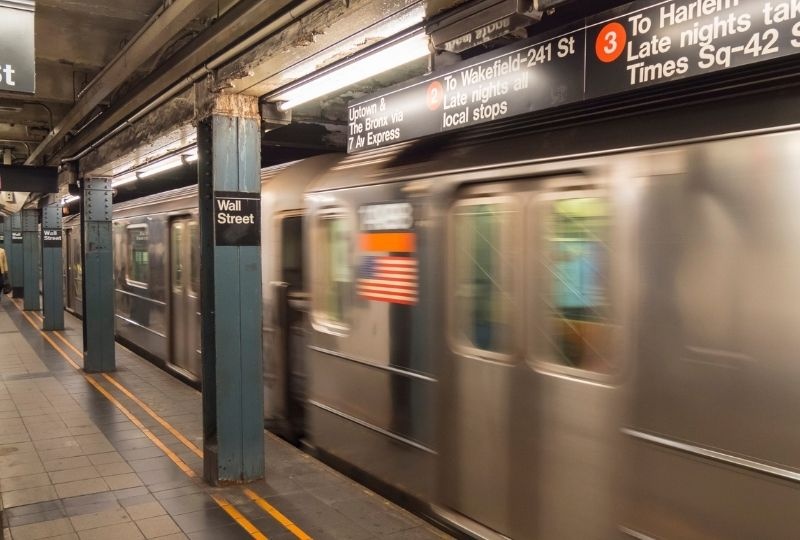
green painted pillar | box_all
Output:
[22,209,40,311]
[81,177,115,372]
[10,213,23,298]
[42,204,64,330]
[196,88,264,485]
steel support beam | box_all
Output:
[197,88,264,485]
[81,177,115,372]
[22,209,40,311]
[42,204,64,330]
[10,213,23,298]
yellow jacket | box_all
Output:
[0,248,8,275]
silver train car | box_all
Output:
[64,78,800,539]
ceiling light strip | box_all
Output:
[266,27,430,111]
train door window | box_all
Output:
[171,223,184,290]
[451,197,517,356]
[314,212,350,328]
[189,222,199,295]
[538,193,613,374]
[126,225,150,287]
[70,231,82,301]
[280,215,304,291]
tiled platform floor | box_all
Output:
[0,300,448,540]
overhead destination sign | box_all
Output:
[0,0,35,94]
[348,0,800,152]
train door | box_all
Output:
[528,183,622,539]
[271,212,307,438]
[169,217,202,378]
[442,188,522,537]
[442,179,623,539]
[65,228,83,315]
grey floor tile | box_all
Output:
[104,473,143,491]
[87,452,125,466]
[185,523,254,540]
[159,494,217,517]
[124,501,166,521]
[135,515,181,539]
[77,521,144,540]
[331,497,419,536]
[8,516,74,540]
[49,466,100,485]
[54,478,109,499]
[0,460,45,479]
[2,485,58,508]
[0,472,51,491]
[69,506,131,531]
[94,462,134,477]
[170,507,236,533]
[43,456,91,473]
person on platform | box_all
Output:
[0,247,8,301]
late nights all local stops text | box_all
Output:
[348,0,800,153]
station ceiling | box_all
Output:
[0,0,632,209]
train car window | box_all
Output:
[314,213,350,327]
[281,215,303,291]
[540,195,613,373]
[171,224,184,290]
[451,198,517,356]
[126,225,150,288]
[70,232,82,301]
[189,222,199,295]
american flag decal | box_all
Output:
[358,256,417,305]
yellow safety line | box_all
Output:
[244,488,313,540]
[211,494,269,540]
[11,301,269,540]
[23,306,204,457]
[19,301,313,540]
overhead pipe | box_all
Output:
[59,0,329,165]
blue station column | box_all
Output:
[10,213,23,298]
[81,177,115,372]
[22,209,40,311]
[196,87,264,484]
[42,204,64,330]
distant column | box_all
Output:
[196,85,264,485]
[81,177,115,372]
[22,208,40,311]
[42,204,64,330]
[10,213,23,298]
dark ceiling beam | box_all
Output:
[25,0,217,165]
[49,0,323,166]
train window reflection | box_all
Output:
[541,196,612,373]
[281,215,304,291]
[316,214,349,326]
[452,200,516,355]
[127,225,150,287]
[189,222,199,295]
[171,223,183,290]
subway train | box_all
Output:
[63,77,800,539]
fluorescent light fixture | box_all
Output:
[272,31,429,111]
[138,154,185,178]
[183,148,198,163]
[62,195,80,204]
[111,172,139,188]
